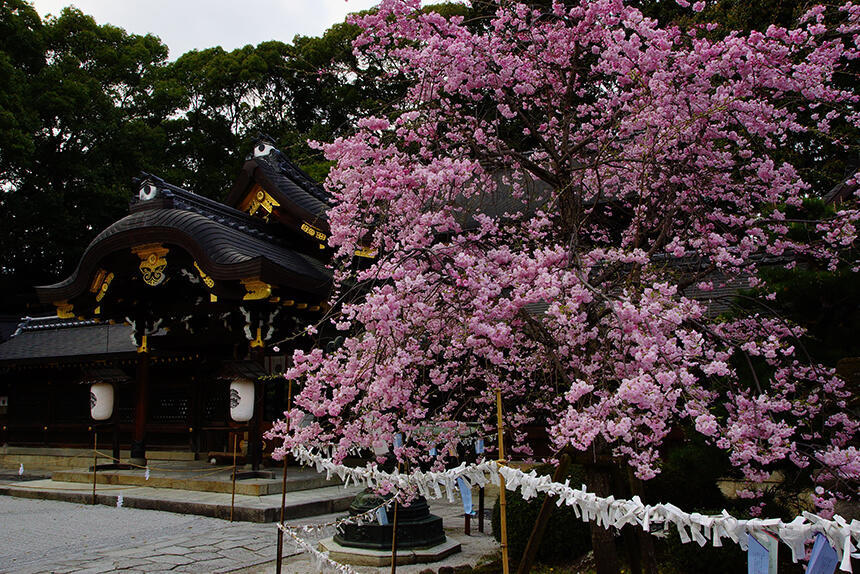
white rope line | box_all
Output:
[277,523,360,574]
[290,446,497,502]
[279,490,402,535]
[290,446,860,572]
[499,466,860,572]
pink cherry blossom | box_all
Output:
[267,0,860,509]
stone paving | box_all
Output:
[0,493,497,573]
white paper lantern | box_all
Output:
[90,382,114,421]
[229,380,255,422]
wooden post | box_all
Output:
[587,459,621,574]
[275,380,292,574]
[390,497,400,573]
[131,335,150,466]
[230,433,238,522]
[111,406,120,465]
[91,430,98,505]
[478,487,485,533]
[249,337,265,471]
[496,389,510,574]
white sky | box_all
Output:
[29,0,384,59]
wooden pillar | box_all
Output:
[130,335,150,466]
[191,373,201,459]
[249,329,265,471]
[111,394,121,465]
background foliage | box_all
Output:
[0,0,424,313]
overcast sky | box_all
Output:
[29,0,384,59]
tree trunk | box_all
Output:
[613,466,642,574]
[586,462,620,574]
[628,469,658,574]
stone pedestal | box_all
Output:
[319,536,461,567]
[334,489,446,550]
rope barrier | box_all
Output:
[288,446,860,572]
[89,450,236,474]
[277,524,360,574]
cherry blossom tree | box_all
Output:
[270,0,859,513]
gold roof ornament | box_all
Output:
[241,278,272,300]
[240,185,280,221]
[354,246,377,258]
[54,300,75,319]
[131,244,169,287]
[300,222,327,242]
[250,327,264,348]
[89,269,115,302]
[193,261,215,289]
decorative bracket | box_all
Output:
[241,278,272,300]
[89,269,115,302]
[193,261,215,288]
[300,222,327,251]
[250,327,264,348]
[126,316,161,353]
[240,185,280,221]
[54,300,74,319]
[131,244,169,287]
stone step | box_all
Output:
[51,466,337,496]
[0,447,195,471]
[0,478,362,523]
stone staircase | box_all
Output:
[0,448,360,522]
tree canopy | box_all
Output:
[0,0,410,313]
[270,0,859,521]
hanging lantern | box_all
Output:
[90,382,114,421]
[229,379,255,422]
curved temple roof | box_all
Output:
[36,143,332,308]
[227,140,332,229]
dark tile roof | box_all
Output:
[823,169,858,205]
[133,173,280,242]
[102,209,329,283]
[0,318,135,362]
[250,142,331,220]
[225,140,332,228]
[456,169,553,230]
[36,178,332,302]
[254,158,330,222]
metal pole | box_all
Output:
[92,430,98,505]
[276,380,293,574]
[230,433,238,522]
[496,389,510,574]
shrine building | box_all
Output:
[0,140,345,467]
